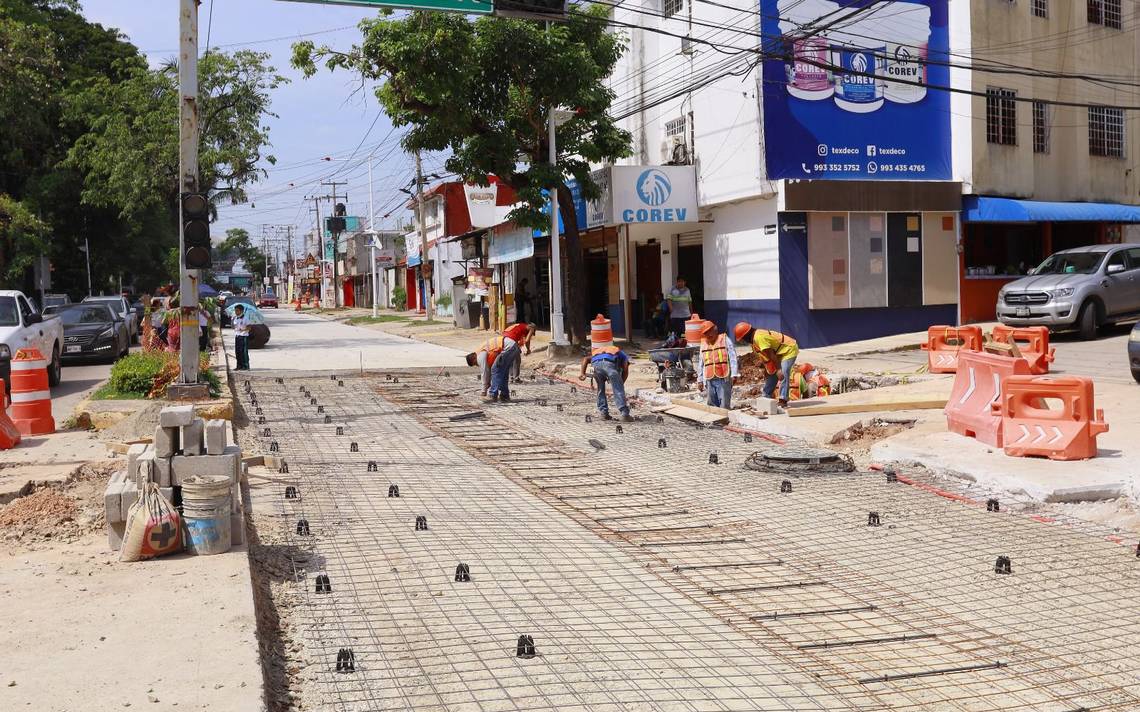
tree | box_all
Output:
[217,228,267,281]
[0,195,50,284]
[293,7,631,344]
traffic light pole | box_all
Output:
[174,0,204,396]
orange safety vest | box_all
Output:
[701,334,731,380]
[590,345,622,362]
[479,336,505,365]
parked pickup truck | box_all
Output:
[0,290,63,388]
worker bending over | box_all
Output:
[485,322,536,402]
[696,321,739,409]
[734,322,799,407]
[578,314,632,421]
[465,335,505,396]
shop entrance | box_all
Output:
[584,249,609,321]
[676,243,704,315]
[635,243,662,329]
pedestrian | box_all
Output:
[198,306,209,352]
[232,304,251,371]
[487,322,535,402]
[696,321,739,409]
[578,314,632,421]
[733,321,799,407]
[650,292,669,339]
[149,298,167,347]
[666,277,693,338]
[515,278,532,324]
[465,335,505,396]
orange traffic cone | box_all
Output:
[10,348,54,436]
[0,379,21,449]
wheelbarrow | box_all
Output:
[648,346,698,393]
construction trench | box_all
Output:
[237,370,1140,711]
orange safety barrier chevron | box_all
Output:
[921,325,983,374]
[997,376,1108,460]
[991,325,1055,375]
[945,350,1032,447]
[10,348,55,436]
[0,379,21,449]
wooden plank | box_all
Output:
[664,406,728,425]
[786,399,948,418]
[668,397,730,417]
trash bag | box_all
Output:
[120,482,183,562]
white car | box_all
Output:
[0,290,64,386]
[83,295,139,343]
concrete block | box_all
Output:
[171,445,239,487]
[154,425,180,458]
[103,471,127,523]
[230,513,245,546]
[182,418,204,456]
[205,419,227,455]
[158,405,195,428]
[749,398,780,416]
[107,521,125,551]
[155,456,172,488]
[126,443,149,479]
[120,481,139,516]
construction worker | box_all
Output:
[733,322,799,407]
[465,335,505,396]
[487,322,536,402]
[696,321,738,409]
[501,321,536,383]
[578,315,632,421]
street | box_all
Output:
[51,358,121,424]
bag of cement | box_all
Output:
[120,482,183,562]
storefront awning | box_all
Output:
[963,196,1140,223]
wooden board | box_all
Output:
[668,397,730,417]
[786,399,947,418]
[664,405,728,425]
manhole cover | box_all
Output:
[745,446,855,475]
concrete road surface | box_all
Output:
[223,308,466,372]
[51,357,122,424]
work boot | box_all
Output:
[602,412,612,420]
[777,398,789,408]
[499,395,512,403]
[620,414,634,423]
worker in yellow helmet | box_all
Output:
[733,322,799,407]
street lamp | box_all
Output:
[548,108,576,347]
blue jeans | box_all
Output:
[763,355,797,401]
[489,342,519,399]
[706,377,732,409]
[235,335,249,370]
[593,360,629,416]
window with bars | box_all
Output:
[1088,0,1122,28]
[663,0,683,19]
[1089,106,1125,157]
[664,116,686,139]
[1032,0,1048,17]
[986,88,1017,146]
[1033,101,1049,154]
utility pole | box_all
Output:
[83,235,92,297]
[309,197,324,305]
[414,151,433,320]
[548,107,567,346]
[368,152,378,318]
[320,180,346,309]
[174,0,204,395]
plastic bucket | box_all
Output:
[181,474,232,555]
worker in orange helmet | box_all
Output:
[733,321,799,407]
[695,321,739,409]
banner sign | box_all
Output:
[760,0,951,180]
[610,166,698,224]
[467,267,494,295]
[488,225,535,265]
[464,182,500,228]
[375,249,396,268]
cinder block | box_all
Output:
[158,405,195,428]
[171,445,240,486]
[182,418,204,456]
[205,419,227,455]
[126,443,148,478]
[751,397,780,415]
[107,521,126,551]
[230,513,245,546]
[231,480,242,514]
[103,471,127,523]
[155,456,172,488]
[154,425,180,458]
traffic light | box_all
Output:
[182,192,212,269]
[494,0,567,20]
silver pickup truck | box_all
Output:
[997,244,1140,340]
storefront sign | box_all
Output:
[759,0,951,180]
[467,267,494,295]
[464,182,499,228]
[375,248,396,267]
[586,167,611,228]
[488,226,535,265]
[405,232,422,267]
[610,165,698,224]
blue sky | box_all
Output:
[78,0,444,253]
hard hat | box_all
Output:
[699,320,716,335]
[733,321,752,342]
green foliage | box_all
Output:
[217,227,267,278]
[292,6,630,342]
[0,194,50,283]
[346,314,409,325]
[108,351,168,396]
[392,285,408,311]
[436,291,452,308]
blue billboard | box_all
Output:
[761,0,951,180]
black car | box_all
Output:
[45,303,130,363]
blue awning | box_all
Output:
[963,196,1140,223]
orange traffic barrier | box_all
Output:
[0,379,21,449]
[945,350,1031,447]
[683,313,704,345]
[10,348,54,436]
[991,325,1055,375]
[590,314,613,345]
[921,325,983,373]
[997,376,1108,460]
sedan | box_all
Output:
[257,293,278,308]
[83,295,138,343]
[45,303,129,363]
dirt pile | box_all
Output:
[0,461,118,547]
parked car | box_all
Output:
[130,299,146,326]
[84,295,139,344]
[44,303,129,363]
[42,293,72,309]
[257,292,278,308]
[0,290,63,386]
[997,244,1140,340]
[220,296,255,328]
[1130,322,1140,383]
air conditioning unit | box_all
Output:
[661,135,691,165]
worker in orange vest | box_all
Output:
[501,321,536,384]
[734,322,799,407]
[578,317,632,421]
[696,321,739,409]
[465,335,506,397]
[487,322,536,402]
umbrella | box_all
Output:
[198,284,218,297]
[225,302,265,324]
